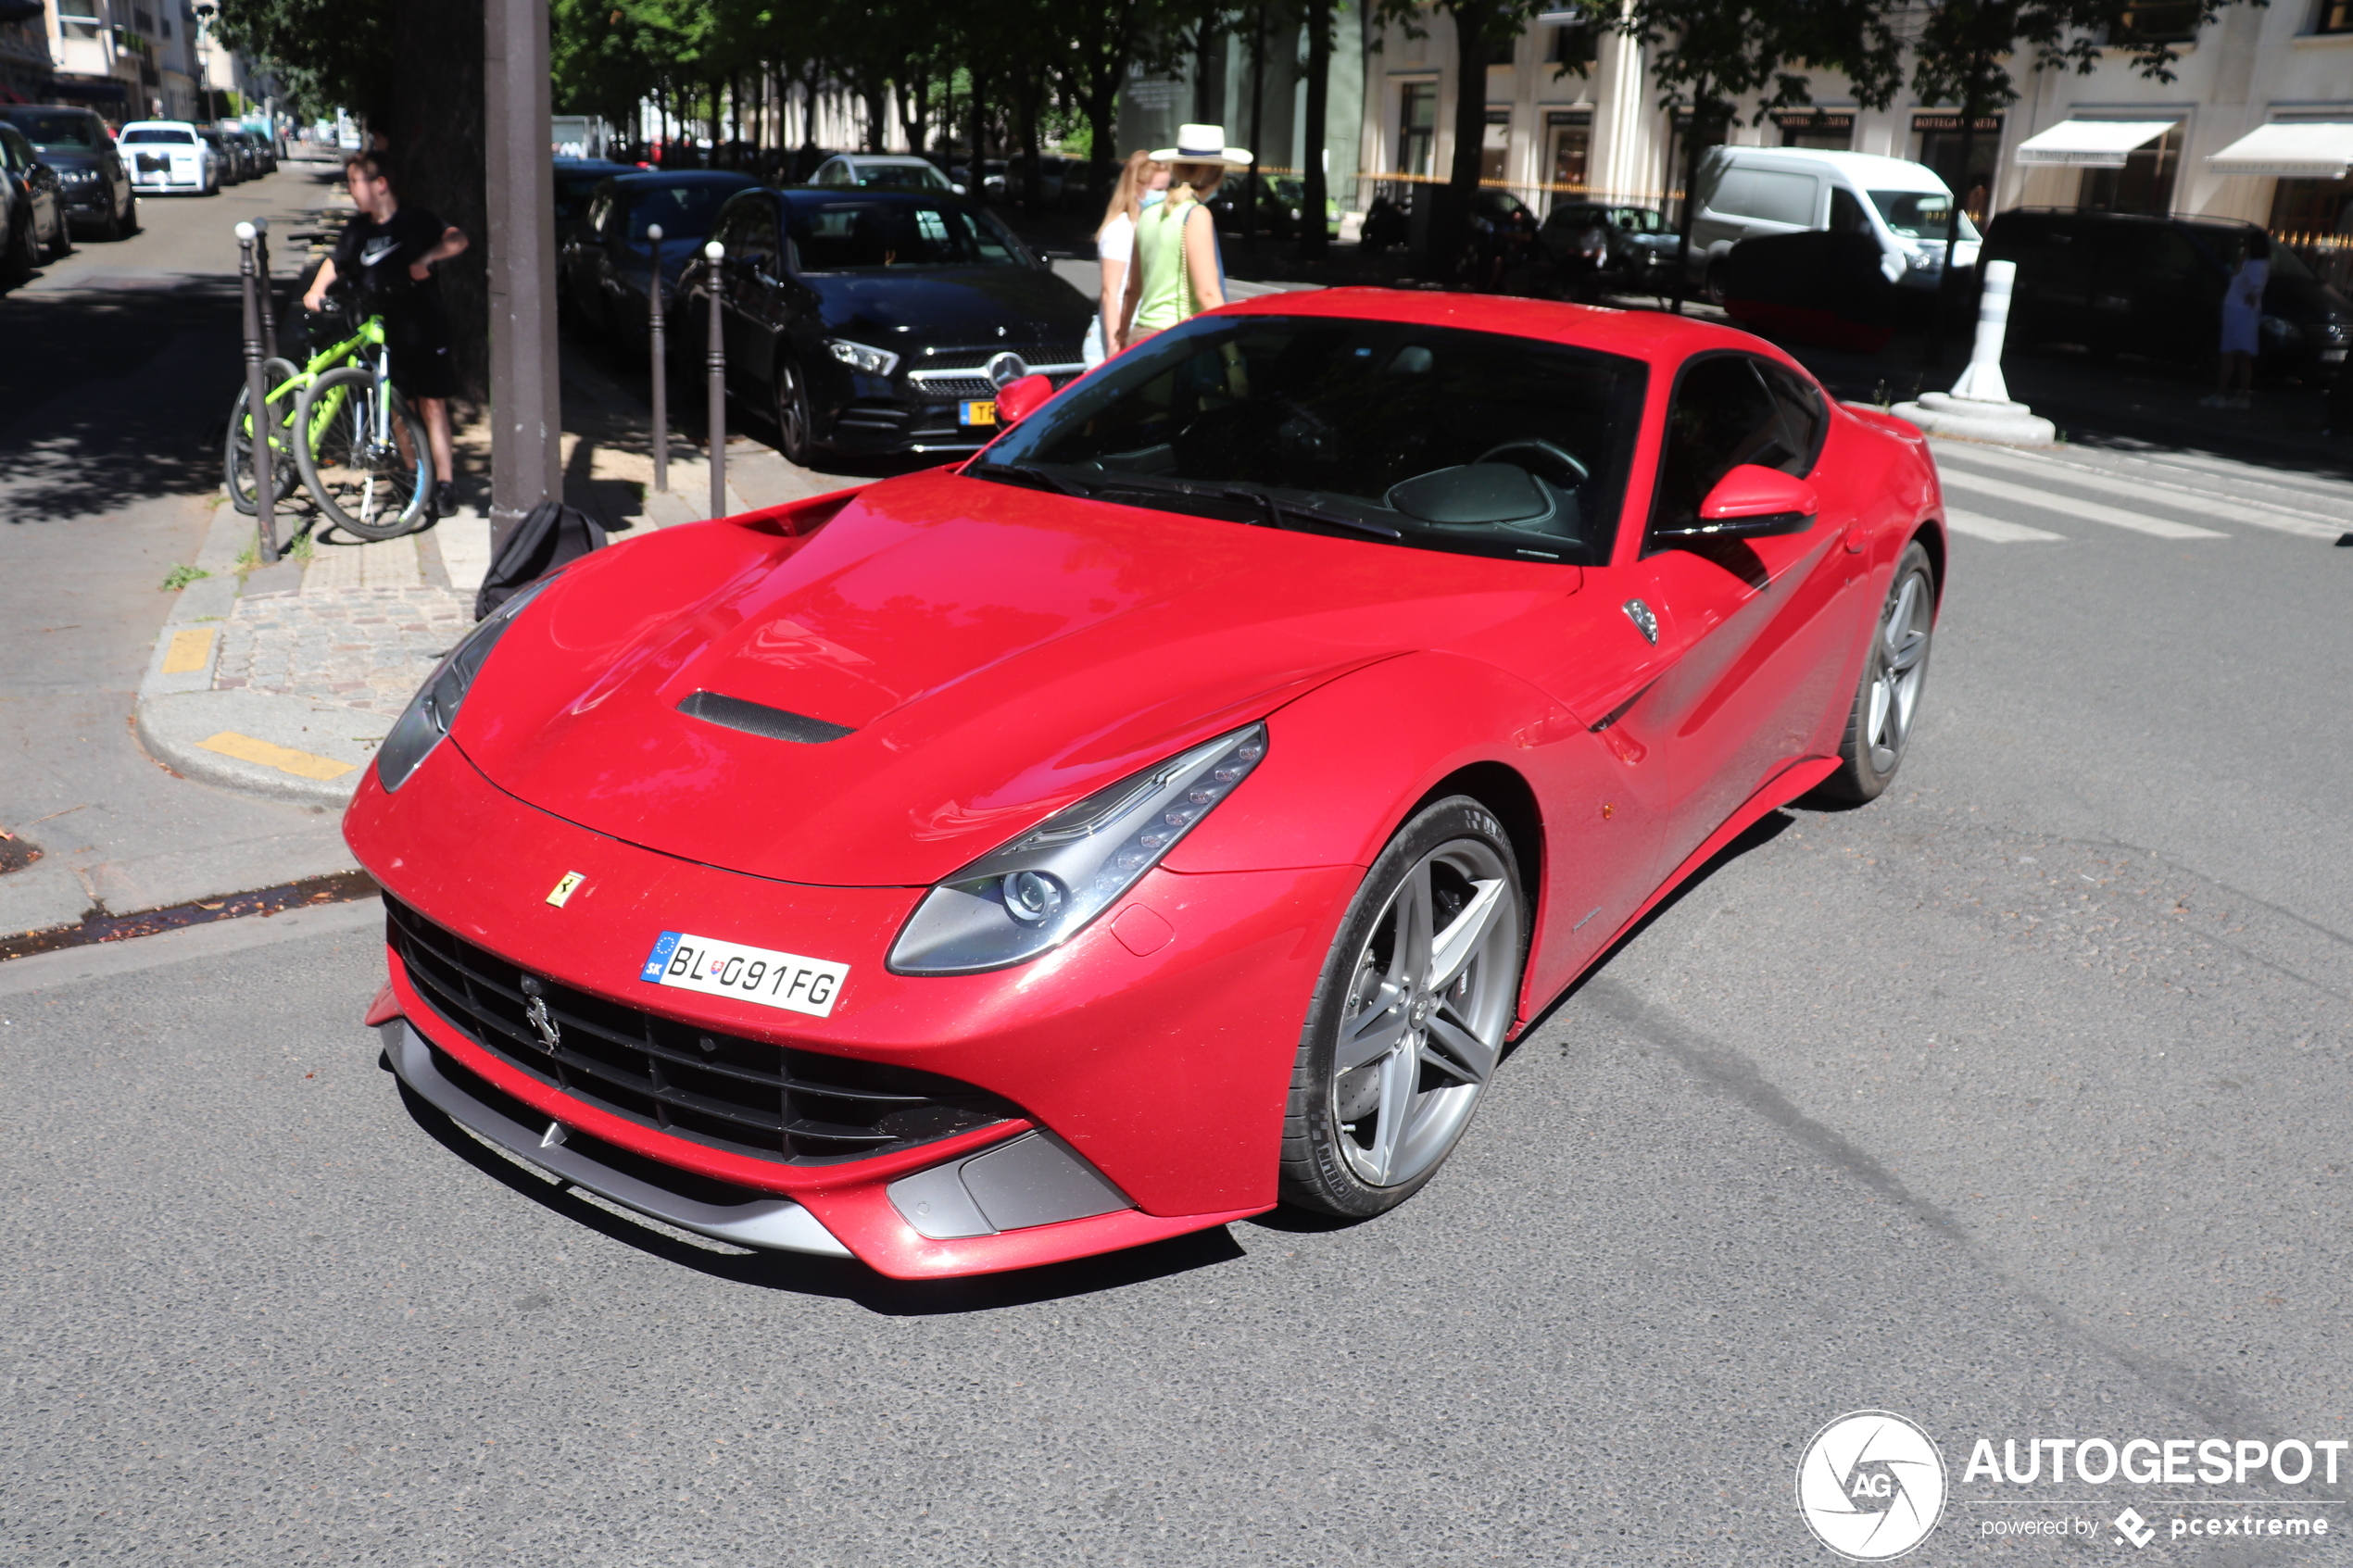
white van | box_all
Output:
[1686,146,1980,298]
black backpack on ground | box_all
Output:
[473,501,607,621]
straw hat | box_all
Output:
[1149,123,1252,167]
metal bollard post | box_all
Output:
[253,214,277,359]
[235,221,279,564]
[704,239,725,519]
[646,223,667,493]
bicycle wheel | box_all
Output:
[294,364,430,540]
[224,357,301,516]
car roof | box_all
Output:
[1219,286,1774,366]
[774,185,975,208]
[836,154,937,167]
[0,105,98,119]
[121,119,197,131]
[606,169,759,193]
[1717,145,1953,192]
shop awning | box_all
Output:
[2206,122,2353,180]
[2014,119,2177,168]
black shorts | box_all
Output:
[384,305,458,401]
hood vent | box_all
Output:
[677,690,854,745]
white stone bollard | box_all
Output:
[1890,258,2057,445]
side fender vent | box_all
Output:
[677,690,854,745]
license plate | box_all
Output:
[638,930,849,1018]
[960,399,996,426]
[2324,347,2347,364]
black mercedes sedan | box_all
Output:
[682,186,1092,462]
[0,106,133,240]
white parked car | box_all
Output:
[808,154,963,196]
[119,120,217,195]
[1686,146,1979,298]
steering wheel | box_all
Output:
[1477,438,1590,489]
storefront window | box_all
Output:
[1398,82,1438,178]
[2079,125,2181,215]
[1548,110,1592,194]
[1481,107,1510,184]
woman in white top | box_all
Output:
[1086,151,1169,366]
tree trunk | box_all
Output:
[1299,0,1330,259]
[968,68,988,194]
[1243,0,1266,245]
[1433,0,1492,280]
[393,0,486,398]
[900,65,930,157]
[1925,61,1988,371]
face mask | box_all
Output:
[1141,190,1166,207]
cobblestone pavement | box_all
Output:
[213,579,472,719]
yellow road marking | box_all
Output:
[160,627,215,674]
[197,732,357,781]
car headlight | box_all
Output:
[2259,315,2297,342]
[887,723,1269,975]
[374,578,553,793]
[1904,246,1941,271]
[826,339,900,376]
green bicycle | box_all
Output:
[224,307,431,540]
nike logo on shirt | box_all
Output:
[360,238,398,267]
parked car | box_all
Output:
[560,169,759,345]
[552,156,636,249]
[1983,208,2351,381]
[198,127,246,183]
[345,292,1946,1281]
[120,120,217,195]
[229,127,274,176]
[809,153,963,196]
[681,186,1091,462]
[0,120,68,279]
[1538,201,1680,292]
[1208,172,1339,240]
[1686,147,1977,302]
[0,106,133,240]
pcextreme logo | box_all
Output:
[1796,1411,1949,1561]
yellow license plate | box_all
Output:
[960,399,997,427]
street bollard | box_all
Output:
[704,239,725,519]
[253,214,277,359]
[235,221,279,564]
[646,223,667,493]
[1947,258,2018,404]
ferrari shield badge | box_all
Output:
[546,872,586,907]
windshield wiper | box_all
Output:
[1221,487,1403,541]
[968,460,1083,496]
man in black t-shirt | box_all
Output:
[302,152,471,519]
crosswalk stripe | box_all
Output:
[1944,509,2066,543]
[1937,470,2229,539]
[1934,444,2344,542]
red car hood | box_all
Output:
[453,470,1571,885]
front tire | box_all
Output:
[1280,797,1527,1219]
[294,365,432,540]
[1816,540,1936,805]
[225,356,301,515]
[775,353,821,465]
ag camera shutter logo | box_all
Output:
[1796,1411,1947,1560]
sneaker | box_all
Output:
[432,480,456,518]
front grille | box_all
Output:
[387,897,1017,1165]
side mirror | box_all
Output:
[995,372,1054,426]
[1657,463,1818,541]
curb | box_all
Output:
[133,503,379,810]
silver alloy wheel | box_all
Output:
[777,358,811,458]
[1327,838,1520,1188]
[1865,566,1933,774]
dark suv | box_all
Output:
[0,106,133,240]
[1983,208,2349,380]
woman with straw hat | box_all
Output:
[1120,124,1251,347]
[1085,149,1170,367]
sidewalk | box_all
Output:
[127,345,837,820]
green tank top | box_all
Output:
[1131,196,1205,334]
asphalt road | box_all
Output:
[5,274,2352,1562]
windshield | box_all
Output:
[1612,207,1666,232]
[786,200,1024,270]
[855,161,950,192]
[1869,189,1980,243]
[625,183,736,241]
[8,113,100,150]
[124,128,194,144]
[978,316,1647,565]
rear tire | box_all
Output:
[294,364,432,540]
[1279,797,1527,1219]
[225,356,302,515]
[1815,540,1936,805]
[1704,259,1729,307]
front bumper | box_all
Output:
[824,353,1085,456]
[346,734,1350,1278]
